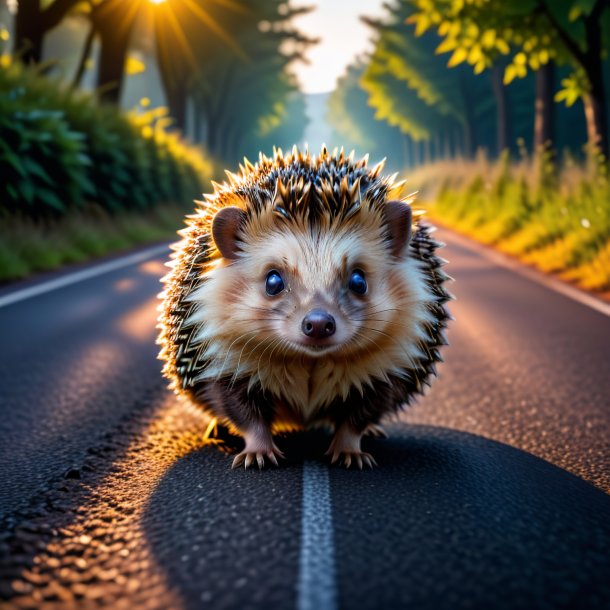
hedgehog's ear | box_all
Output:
[384,200,412,258]
[212,206,247,259]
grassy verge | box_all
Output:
[0,203,191,283]
[408,153,610,294]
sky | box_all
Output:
[291,0,388,94]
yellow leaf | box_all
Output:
[481,29,496,49]
[529,56,540,70]
[468,44,482,65]
[466,23,479,38]
[447,47,468,67]
[496,39,510,54]
[504,64,517,84]
[438,20,451,36]
[414,15,430,36]
[568,6,581,21]
[514,52,527,65]
[125,55,146,76]
[436,38,457,54]
[539,49,549,64]
[474,60,486,74]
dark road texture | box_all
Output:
[0,230,609,610]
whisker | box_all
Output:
[358,326,421,371]
[229,333,261,387]
[214,329,259,381]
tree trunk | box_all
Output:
[71,23,96,90]
[533,61,555,154]
[92,1,140,105]
[154,8,190,130]
[206,110,219,156]
[193,101,203,143]
[582,58,608,159]
[165,83,188,131]
[96,29,130,104]
[423,138,431,165]
[14,1,44,64]
[14,0,79,64]
[453,127,463,158]
[491,65,510,155]
[458,82,477,157]
[434,132,443,161]
[444,131,452,159]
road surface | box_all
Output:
[0,231,609,610]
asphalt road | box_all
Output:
[0,231,609,610]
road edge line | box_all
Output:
[0,244,170,309]
[441,229,610,318]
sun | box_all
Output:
[149,0,166,4]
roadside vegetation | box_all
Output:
[0,62,213,282]
[0,204,192,281]
[410,152,610,292]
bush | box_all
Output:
[0,62,213,218]
[409,152,610,292]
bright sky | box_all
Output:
[291,0,388,94]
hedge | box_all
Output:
[0,62,213,218]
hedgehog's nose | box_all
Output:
[302,309,336,339]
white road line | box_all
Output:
[0,244,169,309]
[298,461,337,610]
[441,228,610,318]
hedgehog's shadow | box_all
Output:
[142,424,610,610]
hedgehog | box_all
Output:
[157,146,452,469]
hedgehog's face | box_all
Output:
[208,200,415,360]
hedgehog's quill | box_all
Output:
[157,147,452,469]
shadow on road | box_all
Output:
[143,425,610,610]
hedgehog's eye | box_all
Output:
[265,270,285,296]
[348,269,367,295]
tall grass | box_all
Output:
[0,203,190,282]
[409,151,610,293]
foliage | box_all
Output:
[412,155,610,291]
[0,63,213,218]
[408,0,610,154]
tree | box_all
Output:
[361,3,497,159]
[326,61,410,168]
[408,0,610,158]
[169,0,317,162]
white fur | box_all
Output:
[183,216,437,424]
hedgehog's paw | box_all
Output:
[231,446,284,470]
[326,449,377,469]
[326,424,377,469]
[364,423,388,439]
[231,425,284,470]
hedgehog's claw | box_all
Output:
[326,422,377,469]
[325,449,377,469]
[230,423,285,470]
[231,448,283,470]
